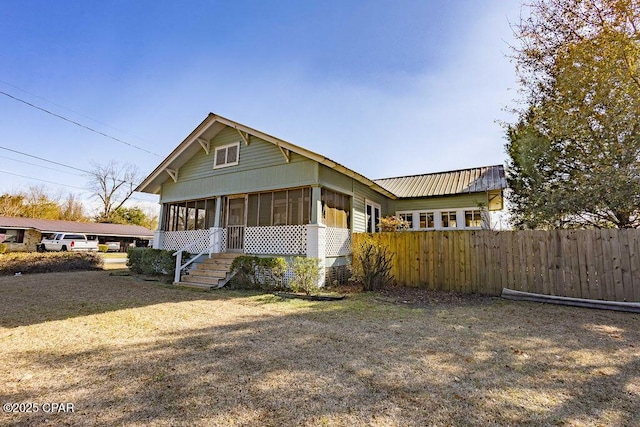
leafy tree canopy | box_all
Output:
[507,0,640,228]
[98,206,158,230]
[0,187,87,221]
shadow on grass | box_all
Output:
[1,284,638,425]
[0,270,250,328]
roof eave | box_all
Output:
[136,113,399,200]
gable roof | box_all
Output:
[0,216,154,238]
[136,113,397,199]
[373,165,506,198]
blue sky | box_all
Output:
[0,1,522,211]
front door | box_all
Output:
[226,196,246,251]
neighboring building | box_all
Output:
[136,113,507,285]
[0,217,154,252]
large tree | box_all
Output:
[507,0,640,228]
[87,160,140,223]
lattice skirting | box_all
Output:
[244,226,307,255]
[325,227,351,256]
[163,230,210,252]
[163,229,226,254]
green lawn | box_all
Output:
[1,271,638,426]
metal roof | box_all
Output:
[373,165,506,198]
[0,217,154,238]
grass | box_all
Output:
[1,271,638,426]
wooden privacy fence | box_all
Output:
[352,230,640,302]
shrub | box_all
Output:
[379,215,410,232]
[0,243,7,255]
[289,257,322,295]
[229,256,287,290]
[127,248,179,277]
[0,252,103,275]
[351,236,394,291]
[98,244,109,253]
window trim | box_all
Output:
[394,208,486,230]
[213,142,240,169]
[440,210,458,229]
[464,209,484,229]
[396,211,437,230]
[365,199,381,233]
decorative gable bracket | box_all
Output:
[197,138,210,155]
[236,129,251,146]
[165,168,179,183]
[278,145,291,163]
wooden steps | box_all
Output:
[175,253,240,290]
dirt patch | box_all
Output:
[376,285,497,307]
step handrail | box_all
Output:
[172,228,224,284]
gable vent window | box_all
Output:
[214,142,240,169]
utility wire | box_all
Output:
[0,146,160,202]
[0,90,161,157]
[0,145,90,173]
[0,154,85,176]
[0,169,88,190]
[0,79,153,144]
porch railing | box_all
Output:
[172,228,224,284]
[226,225,244,251]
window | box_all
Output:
[162,198,217,231]
[398,213,413,229]
[322,189,350,228]
[213,142,240,169]
[366,201,381,233]
[246,187,311,227]
[0,229,24,243]
[419,212,435,229]
[441,211,458,228]
[465,210,483,228]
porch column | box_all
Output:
[310,186,322,225]
[214,196,223,227]
[306,223,326,287]
[153,230,164,249]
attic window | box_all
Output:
[214,142,240,169]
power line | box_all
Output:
[0,80,153,145]
[0,90,161,157]
[0,145,90,173]
[0,169,88,190]
[0,154,85,176]
[0,145,160,200]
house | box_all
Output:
[0,216,154,252]
[136,113,506,286]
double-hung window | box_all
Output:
[366,200,381,233]
[214,142,240,169]
[441,211,458,228]
[464,209,483,228]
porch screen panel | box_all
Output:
[195,200,206,230]
[186,201,197,230]
[273,191,287,225]
[287,189,303,225]
[162,198,217,231]
[205,199,216,228]
[177,204,187,231]
[247,194,259,227]
[258,193,272,226]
